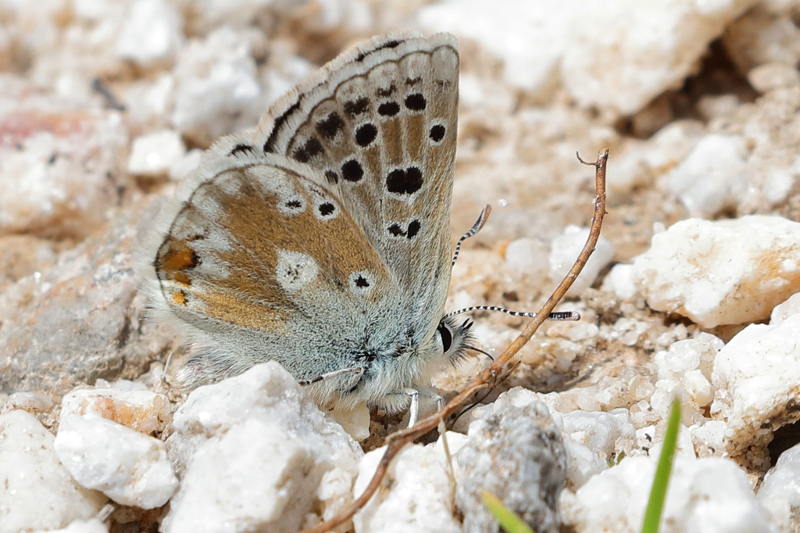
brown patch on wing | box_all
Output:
[155,162,390,332]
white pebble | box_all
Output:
[633,216,800,327]
[60,387,170,435]
[54,414,177,509]
[562,456,773,532]
[601,263,638,300]
[757,444,800,531]
[354,433,467,533]
[504,237,549,279]
[711,293,800,468]
[0,411,105,533]
[163,362,362,533]
[549,225,615,296]
[115,0,182,68]
[127,130,186,178]
[664,134,748,217]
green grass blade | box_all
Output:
[641,397,681,533]
[481,491,535,533]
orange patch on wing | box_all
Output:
[172,290,187,306]
[160,240,199,272]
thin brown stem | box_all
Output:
[301,149,609,533]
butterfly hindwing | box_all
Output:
[154,151,395,383]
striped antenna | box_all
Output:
[444,305,580,321]
[452,204,492,266]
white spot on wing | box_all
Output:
[349,270,374,295]
[276,249,318,291]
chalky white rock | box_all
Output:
[163,362,362,533]
[54,413,177,509]
[0,410,105,533]
[633,216,800,327]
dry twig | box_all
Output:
[301,149,609,533]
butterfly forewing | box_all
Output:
[256,33,459,345]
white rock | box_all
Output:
[561,0,756,116]
[127,130,186,178]
[560,409,635,487]
[690,420,727,457]
[632,216,800,327]
[664,134,749,217]
[504,237,549,279]
[0,410,105,533]
[711,293,800,468]
[601,263,637,300]
[758,444,800,532]
[54,414,177,509]
[171,27,263,145]
[748,62,800,93]
[654,334,723,382]
[60,386,170,435]
[549,225,615,296]
[163,362,362,533]
[354,432,467,533]
[330,403,370,442]
[34,516,108,533]
[722,5,800,74]
[417,0,572,96]
[562,456,773,533]
[7,390,53,411]
[115,0,182,68]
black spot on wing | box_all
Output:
[293,137,323,163]
[316,112,343,139]
[378,102,400,117]
[405,93,426,111]
[386,167,423,195]
[341,159,364,182]
[355,123,378,147]
[344,98,369,117]
[429,124,445,143]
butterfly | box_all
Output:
[148,33,566,415]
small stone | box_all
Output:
[163,362,362,533]
[748,62,800,93]
[171,27,263,146]
[633,216,800,327]
[560,0,757,117]
[601,263,637,300]
[35,517,109,533]
[115,0,182,69]
[6,390,53,411]
[54,414,177,509]
[330,403,370,442]
[757,443,800,532]
[504,237,549,279]
[664,134,748,217]
[549,225,614,297]
[127,130,186,177]
[457,394,566,533]
[711,293,800,469]
[60,386,170,435]
[561,456,773,532]
[0,410,106,533]
[354,432,467,533]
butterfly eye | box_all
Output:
[437,322,453,353]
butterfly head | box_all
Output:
[434,315,475,364]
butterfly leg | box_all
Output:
[297,365,365,386]
[451,204,492,266]
[401,388,421,427]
